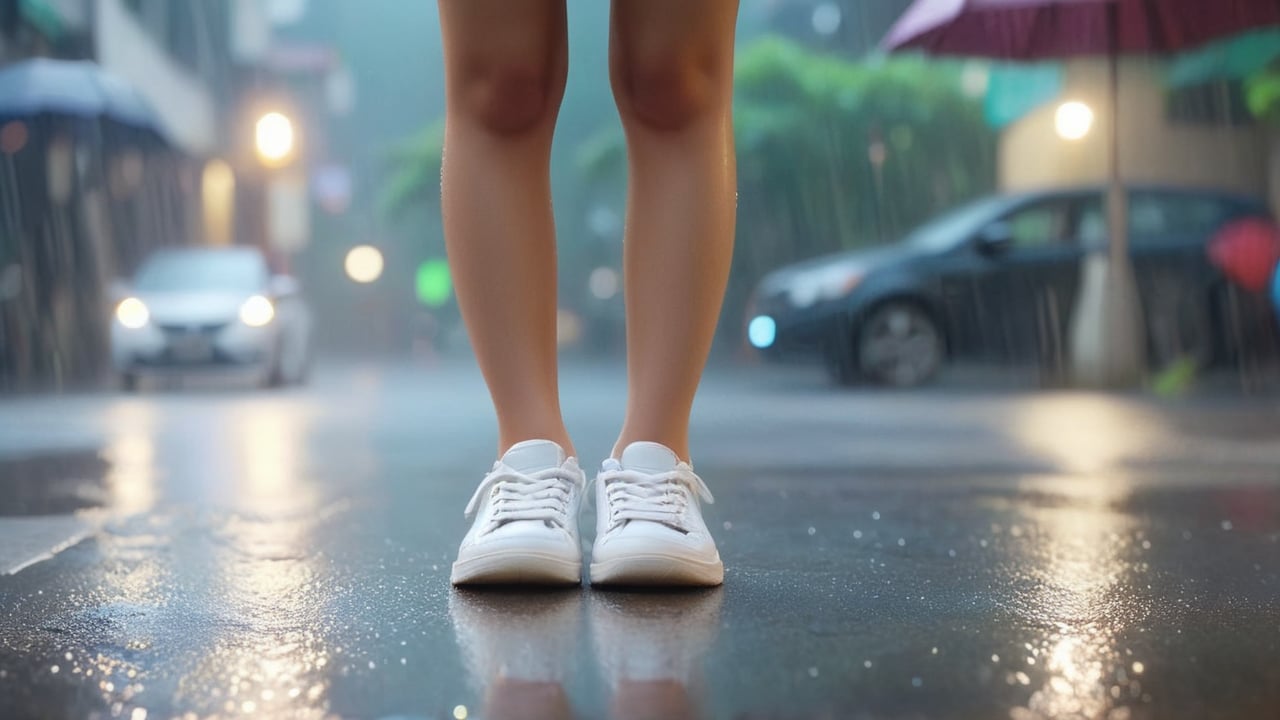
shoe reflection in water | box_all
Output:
[449,589,579,720]
[591,589,723,720]
[449,587,723,719]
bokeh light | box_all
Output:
[255,111,296,165]
[1055,101,1094,141]
[415,259,452,306]
[748,315,776,349]
[345,245,384,284]
[239,295,275,327]
[115,298,149,329]
[589,267,620,300]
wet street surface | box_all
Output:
[1,360,1278,719]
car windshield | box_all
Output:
[901,196,1010,252]
[133,251,266,294]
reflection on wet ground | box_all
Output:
[0,362,1277,718]
[0,450,108,516]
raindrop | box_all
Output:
[368,661,377,670]
[1221,520,1234,531]
[864,660,873,668]
[1182,530,1192,540]
[400,658,407,665]
[453,705,469,720]
[897,538,906,547]
[948,549,956,558]
[64,652,73,661]
[872,511,881,520]
[853,530,863,539]
[130,710,147,720]
[912,677,923,688]
[979,539,989,548]
[1132,661,1145,674]
[931,647,939,655]
[241,701,256,713]
[723,521,733,531]
[50,665,59,674]
[808,526,817,536]
[1015,671,1030,685]
[1141,540,1151,550]
[991,654,1000,663]
[808,666,819,678]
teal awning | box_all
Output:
[20,0,66,41]
[1168,30,1280,87]
[984,63,1063,128]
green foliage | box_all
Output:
[378,119,445,221]
[1245,68,1280,125]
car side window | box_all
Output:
[1129,192,1229,246]
[1000,199,1078,250]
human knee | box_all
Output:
[614,54,724,132]
[454,62,563,136]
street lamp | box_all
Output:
[1055,101,1094,141]
[255,111,296,166]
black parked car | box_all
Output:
[747,185,1274,386]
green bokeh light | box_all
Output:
[416,259,452,307]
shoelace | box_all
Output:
[464,461,580,530]
[599,460,715,532]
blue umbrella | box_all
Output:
[0,58,166,137]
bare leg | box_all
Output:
[609,0,740,461]
[438,0,573,456]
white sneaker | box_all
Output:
[590,442,724,586]
[451,439,585,585]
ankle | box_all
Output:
[611,436,689,463]
[499,434,576,459]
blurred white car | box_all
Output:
[111,247,312,390]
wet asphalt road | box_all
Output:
[1,360,1279,720]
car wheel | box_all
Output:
[857,301,943,387]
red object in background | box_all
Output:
[1208,218,1280,293]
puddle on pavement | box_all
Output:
[0,450,110,516]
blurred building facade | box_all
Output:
[1000,59,1274,210]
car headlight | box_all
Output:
[748,315,776,349]
[788,267,863,308]
[116,297,149,329]
[239,295,275,327]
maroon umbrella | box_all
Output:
[884,0,1280,59]
[883,0,1280,385]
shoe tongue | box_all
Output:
[501,440,567,474]
[618,442,681,474]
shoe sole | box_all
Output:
[590,553,724,587]
[451,550,582,586]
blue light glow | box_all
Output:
[748,315,777,349]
